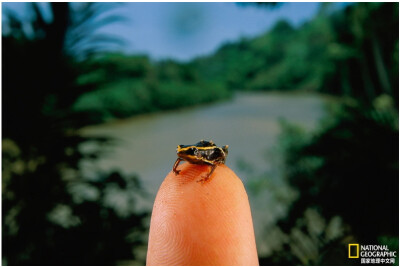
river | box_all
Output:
[80,92,327,255]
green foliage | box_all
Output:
[3,2,399,265]
[152,81,229,109]
[75,78,155,120]
[3,137,149,265]
[73,53,232,122]
[261,96,399,265]
[2,3,149,265]
[70,3,398,122]
[193,3,398,105]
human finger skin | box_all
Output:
[146,162,259,266]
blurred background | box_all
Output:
[2,2,398,265]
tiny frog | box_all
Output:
[173,140,228,183]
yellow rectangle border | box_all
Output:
[348,244,359,258]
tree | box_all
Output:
[2,3,149,265]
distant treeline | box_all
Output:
[74,2,398,123]
[193,2,398,101]
[74,55,231,122]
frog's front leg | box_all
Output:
[197,164,217,184]
[173,158,183,175]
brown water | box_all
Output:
[80,92,327,255]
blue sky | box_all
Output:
[3,2,332,61]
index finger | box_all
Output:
[146,162,259,265]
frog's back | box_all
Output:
[195,140,216,148]
[198,147,226,164]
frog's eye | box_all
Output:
[188,147,197,155]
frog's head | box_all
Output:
[177,145,198,161]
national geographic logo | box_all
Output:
[348,244,397,264]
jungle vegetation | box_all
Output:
[2,2,398,265]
